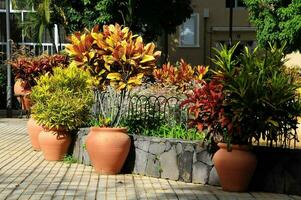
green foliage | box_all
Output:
[244,0,301,53]
[18,0,67,45]
[142,124,204,141]
[89,115,111,127]
[9,54,68,90]
[63,155,77,164]
[211,43,301,145]
[62,0,193,41]
[30,65,94,131]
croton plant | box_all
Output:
[65,23,161,91]
[10,54,68,90]
[153,59,208,91]
[66,23,161,127]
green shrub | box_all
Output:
[141,124,204,141]
[30,65,94,131]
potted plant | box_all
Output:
[65,23,161,174]
[10,54,68,110]
[10,54,68,151]
[30,65,94,161]
[182,43,301,191]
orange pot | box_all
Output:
[213,143,257,192]
[14,80,32,111]
[27,117,43,151]
[39,128,71,161]
[14,80,30,95]
[86,127,131,174]
[22,95,32,111]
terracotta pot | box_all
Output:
[213,143,257,192]
[14,80,32,111]
[86,127,131,174]
[27,117,43,151]
[39,128,71,161]
[14,80,30,95]
[21,95,32,111]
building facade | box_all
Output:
[168,0,256,66]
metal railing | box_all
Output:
[92,90,299,149]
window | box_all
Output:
[0,0,5,9]
[179,13,199,47]
[226,0,245,8]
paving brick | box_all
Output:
[0,119,299,200]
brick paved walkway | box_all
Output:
[0,118,300,200]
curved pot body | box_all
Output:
[86,127,131,174]
[14,80,32,110]
[27,118,43,151]
[22,95,31,111]
[213,143,257,192]
[39,128,71,161]
[14,80,30,95]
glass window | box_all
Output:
[0,0,5,9]
[10,13,22,43]
[12,0,32,10]
[226,0,235,8]
[226,0,245,8]
[237,0,245,7]
[179,13,199,47]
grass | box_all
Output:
[141,124,205,141]
[63,155,77,164]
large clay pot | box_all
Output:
[27,117,43,151]
[39,128,71,161]
[86,127,131,174]
[213,143,257,192]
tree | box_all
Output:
[14,0,68,51]
[244,0,301,53]
[63,0,193,61]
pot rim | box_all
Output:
[90,126,127,132]
[217,142,251,151]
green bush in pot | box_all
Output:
[30,65,94,161]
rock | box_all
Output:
[208,166,220,186]
[165,141,171,151]
[178,151,193,182]
[78,128,89,136]
[184,144,195,152]
[196,150,213,166]
[83,149,91,165]
[176,143,183,154]
[134,139,150,152]
[134,148,148,174]
[73,137,80,161]
[145,154,161,178]
[159,146,179,180]
[192,162,211,184]
[149,142,166,155]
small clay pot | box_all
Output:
[14,80,30,95]
[213,143,257,192]
[86,127,131,174]
[27,117,43,151]
[14,80,32,111]
[39,128,71,161]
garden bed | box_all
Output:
[73,128,301,195]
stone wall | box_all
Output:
[73,128,301,195]
[72,128,219,185]
[250,147,301,195]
